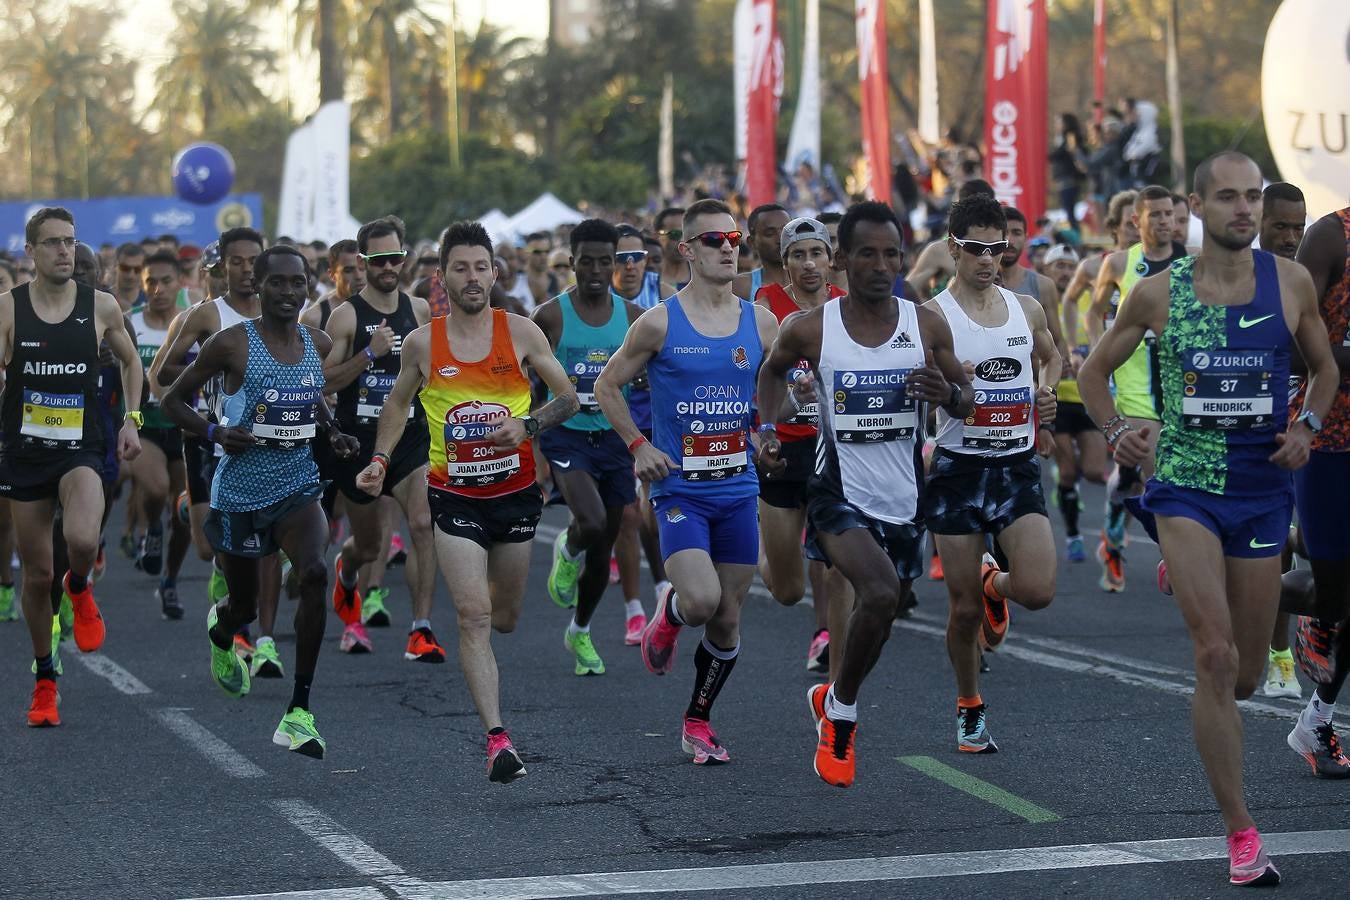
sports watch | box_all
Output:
[520,414,540,438]
[1295,409,1323,433]
[124,410,144,430]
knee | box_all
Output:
[1009,574,1055,610]
[24,563,53,594]
[409,508,434,542]
[1194,639,1239,686]
[855,580,901,620]
[948,599,983,633]
[569,515,607,550]
[1081,467,1106,485]
[768,572,805,606]
[296,560,328,594]
[458,606,492,635]
[491,607,519,634]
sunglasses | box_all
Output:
[616,250,648,265]
[656,228,683,240]
[951,237,1010,258]
[360,251,407,268]
[688,230,743,249]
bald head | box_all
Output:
[1193,151,1260,201]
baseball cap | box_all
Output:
[780,217,832,258]
[1043,244,1080,265]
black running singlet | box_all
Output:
[335,292,424,430]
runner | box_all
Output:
[732,204,789,302]
[322,216,440,661]
[162,244,359,758]
[1078,151,1338,884]
[906,179,995,301]
[653,207,688,299]
[923,194,1061,753]
[998,207,1069,361]
[1285,195,1350,777]
[595,198,780,765]
[533,219,643,673]
[757,202,972,786]
[2,207,144,727]
[1088,184,1189,591]
[817,212,847,294]
[356,221,578,782]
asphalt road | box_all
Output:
[2,472,1348,900]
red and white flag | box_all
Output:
[1093,0,1107,123]
[984,0,1048,225]
[856,0,891,202]
[743,0,782,208]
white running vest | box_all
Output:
[814,297,925,524]
[933,287,1037,457]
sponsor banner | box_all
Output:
[2,193,262,255]
[856,0,892,202]
[984,0,1048,225]
[745,0,783,208]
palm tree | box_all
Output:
[456,21,533,137]
[348,0,439,140]
[153,0,277,133]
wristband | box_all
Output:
[1100,414,1124,434]
[1105,424,1132,447]
[758,423,778,434]
[627,436,649,454]
[371,452,390,471]
[364,346,377,363]
[206,423,218,444]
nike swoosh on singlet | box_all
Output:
[1238,314,1275,329]
[1249,538,1279,549]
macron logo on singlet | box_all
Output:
[673,346,711,355]
[23,361,87,376]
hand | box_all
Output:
[755,430,787,477]
[1070,351,1086,376]
[790,371,817,407]
[356,462,385,496]
[368,320,396,357]
[1035,386,1057,424]
[633,441,679,483]
[329,430,361,458]
[906,349,952,404]
[962,359,976,380]
[216,425,257,456]
[118,420,141,462]
[99,342,116,369]
[1270,424,1312,471]
[1112,425,1150,468]
[487,416,527,449]
[1036,426,1055,457]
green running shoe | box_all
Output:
[29,616,63,676]
[547,529,581,609]
[207,606,249,698]
[273,707,326,759]
[0,583,16,621]
[250,638,285,678]
[563,626,605,676]
[361,586,391,627]
[58,593,73,641]
[208,565,230,606]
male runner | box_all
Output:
[128,250,192,617]
[923,194,1060,753]
[357,221,578,783]
[316,239,367,308]
[596,199,780,765]
[111,242,146,312]
[1088,184,1189,591]
[818,211,847,294]
[2,207,143,727]
[999,207,1068,361]
[163,245,359,759]
[1078,151,1337,885]
[905,179,996,301]
[534,219,643,674]
[1285,197,1350,777]
[653,207,688,299]
[757,202,972,786]
[732,204,789,302]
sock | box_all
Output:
[625,599,644,618]
[957,693,983,710]
[256,635,275,648]
[34,654,56,682]
[411,618,431,632]
[665,591,687,627]
[1304,695,1335,728]
[568,619,590,636]
[289,674,313,712]
[338,559,358,589]
[1058,484,1080,536]
[66,570,88,595]
[488,726,505,736]
[825,685,857,722]
[561,534,583,561]
[685,638,739,721]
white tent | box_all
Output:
[477,208,514,247]
[505,192,584,237]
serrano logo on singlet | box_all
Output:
[22,361,87,376]
[675,384,751,417]
[975,357,1022,382]
[445,400,510,440]
[438,366,459,378]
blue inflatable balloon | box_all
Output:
[172,142,235,205]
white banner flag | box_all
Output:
[277,122,316,240]
[918,0,940,145]
[733,0,752,161]
[785,0,820,171]
[278,101,360,242]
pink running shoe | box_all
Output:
[386,533,407,566]
[1227,827,1279,886]
[624,613,647,646]
[681,716,730,765]
[486,730,527,783]
[1157,560,1173,596]
[608,554,620,585]
[640,583,680,675]
[339,621,373,654]
[806,629,830,673]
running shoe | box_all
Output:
[1262,654,1301,699]
[979,560,1009,650]
[624,612,647,646]
[92,541,106,582]
[157,581,184,620]
[486,730,527,783]
[404,627,446,663]
[681,716,731,765]
[58,592,72,641]
[1295,616,1336,685]
[208,565,229,606]
[1104,504,1128,549]
[340,621,373,653]
[640,582,680,675]
[958,702,998,753]
[814,714,857,787]
[898,587,918,619]
[64,573,104,653]
[979,651,990,674]
[26,679,60,728]
[1156,560,1172,596]
[361,586,391,627]
[386,532,407,567]
[1227,827,1280,886]
[0,583,16,621]
[807,683,828,728]
[207,606,250,698]
[564,627,605,676]
[250,639,285,678]
[608,554,620,585]
[1287,719,1350,779]
[546,529,581,609]
[233,633,255,662]
[140,521,164,576]
[806,628,830,673]
[1065,535,1086,563]
[928,553,944,581]
[29,616,62,676]
[273,708,325,759]
[176,490,191,525]
[1097,536,1125,593]
[330,557,361,625]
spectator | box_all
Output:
[1049,112,1089,235]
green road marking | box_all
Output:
[898,755,1060,823]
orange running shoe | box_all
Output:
[807,683,828,728]
[929,553,944,581]
[404,627,446,663]
[979,561,1009,650]
[331,557,362,625]
[814,715,857,787]
[27,679,60,727]
[64,572,104,653]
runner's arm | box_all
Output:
[755,309,814,428]
[595,306,666,449]
[1295,215,1350,376]
[1087,252,1122,347]
[529,298,562,351]
[1020,294,1061,393]
[916,303,975,418]
[1079,275,1166,463]
[1285,262,1338,426]
[1061,260,1094,348]
[318,302,368,392]
[514,314,578,434]
[151,304,206,387]
[162,329,249,451]
[1037,273,1069,365]
[368,325,428,458]
[906,241,951,302]
[99,292,144,418]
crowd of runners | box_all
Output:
[3,149,1348,889]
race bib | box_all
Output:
[443,401,519,487]
[251,387,319,448]
[356,372,413,423]
[787,363,818,426]
[680,429,747,481]
[21,389,84,444]
[1181,349,1273,430]
[963,387,1032,451]
[566,349,611,413]
[832,369,917,442]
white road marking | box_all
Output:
[271,799,426,895]
[178,829,1350,900]
[179,891,383,900]
[72,652,153,695]
[154,708,265,778]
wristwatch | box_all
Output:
[1295,409,1323,433]
[520,414,540,438]
[124,410,144,430]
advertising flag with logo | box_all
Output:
[738,0,783,208]
[984,0,1048,225]
[855,0,891,202]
